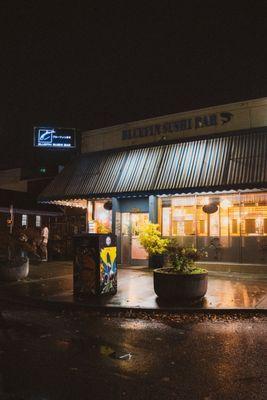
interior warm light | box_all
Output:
[173,209,184,218]
[52,199,87,208]
[221,216,228,224]
[220,199,232,209]
[87,201,93,220]
[255,217,263,227]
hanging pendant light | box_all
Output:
[104,201,112,210]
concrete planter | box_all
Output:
[153,268,208,300]
[0,257,29,282]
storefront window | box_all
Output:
[21,214,28,227]
[87,200,112,233]
[94,201,112,233]
[36,215,41,227]
[162,207,171,236]
[196,204,208,236]
[240,193,267,236]
[166,197,196,236]
[210,211,219,236]
[160,192,267,264]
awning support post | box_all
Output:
[149,195,158,223]
[112,197,119,235]
[86,200,89,232]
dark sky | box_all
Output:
[0,1,267,166]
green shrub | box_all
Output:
[166,238,207,274]
[139,223,169,255]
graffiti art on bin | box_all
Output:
[100,246,117,294]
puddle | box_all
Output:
[52,336,133,361]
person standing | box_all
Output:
[41,224,49,261]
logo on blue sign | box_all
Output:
[38,129,55,145]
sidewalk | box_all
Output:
[0,261,266,311]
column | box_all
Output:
[149,195,158,223]
[111,197,119,235]
[112,197,121,264]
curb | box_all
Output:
[0,294,266,316]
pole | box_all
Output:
[86,200,89,233]
[9,204,14,234]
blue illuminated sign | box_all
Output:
[33,127,76,149]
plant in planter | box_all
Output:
[17,227,42,262]
[139,223,169,268]
[153,238,208,301]
[0,229,38,281]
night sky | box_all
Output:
[0,1,267,167]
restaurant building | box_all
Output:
[39,98,267,268]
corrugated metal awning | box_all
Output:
[39,132,267,202]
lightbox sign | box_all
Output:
[33,127,76,149]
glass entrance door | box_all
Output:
[121,212,149,266]
[130,213,149,265]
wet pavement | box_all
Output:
[0,301,266,399]
[0,262,266,310]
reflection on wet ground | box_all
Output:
[0,304,266,400]
[0,262,266,309]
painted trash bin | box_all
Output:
[73,234,117,296]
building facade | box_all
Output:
[39,98,267,267]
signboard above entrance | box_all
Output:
[81,97,267,153]
[122,112,233,140]
[33,127,76,149]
